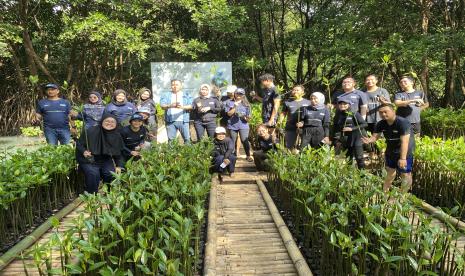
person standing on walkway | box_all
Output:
[394,76,429,135]
[35,83,73,145]
[224,88,253,161]
[71,91,106,130]
[192,84,222,139]
[297,92,330,149]
[219,85,237,127]
[252,73,281,127]
[160,79,192,143]
[211,127,237,181]
[332,99,367,169]
[279,85,311,149]
[75,114,124,193]
[104,89,136,125]
[362,103,415,192]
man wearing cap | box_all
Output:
[211,126,236,181]
[252,73,281,126]
[332,98,367,169]
[394,76,429,135]
[35,83,73,145]
[160,79,192,143]
[120,113,148,162]
[362,103,415,192]
[137,107,157,143]
[331,77,368,119]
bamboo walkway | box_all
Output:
[204,157,312,276]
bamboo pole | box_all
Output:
[256,179,313,276]
[419,201,465,232]
[204,176,218,276]
[0,197,83,271]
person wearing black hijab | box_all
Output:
[76,114,125,193]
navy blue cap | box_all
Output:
[129,113,144,122]
[235,88,246,95]
[45,83,59,89]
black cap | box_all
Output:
[337,98,352,105]
[45,83,59,89]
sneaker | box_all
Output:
[246,156,254,162]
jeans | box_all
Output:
[166,121,190,143]
[211,154,237,173]
[44,127,71,145]
[194,120,216,140]
[229,128,250,157]
[79,158,115,193]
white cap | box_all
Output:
[215,127,226,134]
[226,85,237,93]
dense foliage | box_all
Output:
[0,145,81,250]
[421,108,465,139]
[1,0,464,134]
[267,148,465,275]
[24,141,212,275]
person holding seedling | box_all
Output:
[160,79,193,143]
[104,89,136,125]
[297,92,330,149]
[136,107,157,142]
[332,98,367,169]
[253,124,279,171]
[71,91,106,129]
[211,126,236,181]
[394,76,429,135]
[224,88,253,162]
[279,85,311,149]
[75,114,124,193]
[136,87,157,128]
[192,84,222,139]
[120,113,148,162]
[362,103,415,192]
[35,83,73,145]
[331,77,368,119]
[252,73,281,127]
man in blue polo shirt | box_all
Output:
[35,83,72,145]
[362,103,415,193]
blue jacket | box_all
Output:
[160,91,193,123]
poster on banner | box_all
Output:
[150,62,233,103]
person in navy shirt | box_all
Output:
[297,92,330,149]
[211,127,237,181]
[71,91,105,129]
[104,89,136,125]
[252,73,281,126]
[331,77,368,119]
[35,83,72,145]
[224,88,253,161]
[253,124,279,171]
[120,113,147,162]
[192,84,222,139]
[394,76,429,135]
[363,103,415,192]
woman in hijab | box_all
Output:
[72,91,106,129]
[104,89,136,124]
[192,84,222,139]
[136,87,157,127]
[297,92,331,149]
[76,114,124,193]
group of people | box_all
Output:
[34,72,428,193]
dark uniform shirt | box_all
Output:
[258,135,278,152]
[36,98,71,129]
[120,125,147,154]
[332,90,368,114]
[192,97,222,122]
[332,111,367,147]
[374,116,415,158]
[261,86,280,123]
[394,90,428,124]
[282,99,311,130]
[364,88,390,123]
[300,106,331,137]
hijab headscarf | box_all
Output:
[137,87,153,103]
[80,113,124,156]
[199,84,211,98]
[88,91,103,105]
[311,92,326,110]
[112,89,128,106]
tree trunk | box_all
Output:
[418,0,432,95]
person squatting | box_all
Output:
[35,73,426,193]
